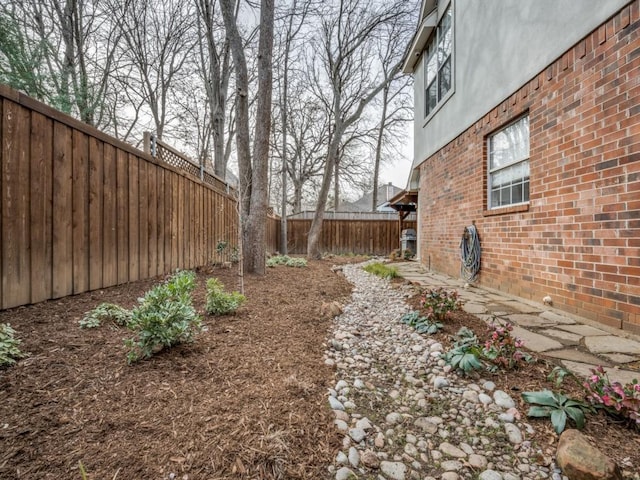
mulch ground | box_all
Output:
[0,258,356,480]
[1,258,639,479]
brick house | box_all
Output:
[402,0,640,332]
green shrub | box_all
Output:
[583,365,640,425]
[80,302,133,328]
[125,270,203,363]
[420,287,461,321]
[206,278,246,315]
[400,311,443,335]
[363,262,398,279]
[522,390,591,434]
[267,255,307,268]
[443,327,484,375]
[0,323,27,367]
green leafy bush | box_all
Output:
[522,390,591,434]
[400,311,443,335]
[583,365,640,425]
[80,302,133,328]
[125,270,203,363]
[0,323,27,367]
[443,323,533,375]
[482,322,532,371]
[363,262,398,279]
[206,278,246,315]
[443,327,484,375]
[266,255,307,268]
[420,287,461,321]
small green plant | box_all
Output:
[443,327,484,374]
[522,390,591,434]
[0,323,27,367]
[548,366,573,387]
[216,240,229,253]
[125,270,203,363]
[267,255,308,268]
[420,287,461,321]
[206,278,246,315]
[400,311,443,335]
[80,303,133,328]
[402,249,414,260]
[216,240,239,263]
[583,365,640,425]
[363,262,398,279]
[482,322,532,371]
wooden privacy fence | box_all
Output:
[285,218,417,255]
[0,84,238,310]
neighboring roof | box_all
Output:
[338,183,405,213]
[402,0,437,73]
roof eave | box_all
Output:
[402,6,438,74]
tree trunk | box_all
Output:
[219,0,252,223]
[307,131,341,259]
[244,0,274,274]
[372,85,389,211]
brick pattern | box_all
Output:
[418,1,640,333]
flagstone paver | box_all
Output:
[561,360,639,385]
[510,326,564,352]
[543,349,611,366]
[539,329,582,344]
[539,311,576,325]
[556,324,610,337]
[584,336,640,355]
[505,314,558,328]
[601,353,639,364]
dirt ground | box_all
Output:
[1,258,639,479]
[0,259,354,480]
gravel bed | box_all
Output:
[324,262,565,480]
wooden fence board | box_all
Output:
[88,137,104,291]
[285,219,417,255]
[52,121,73,298]
[1,100,31,307]
[102,143,117,287]
[128,153,139,281]
[138,159,149,279]
[72,129,90,294]
[29,111,53,304]
[146,161,157,278]
[116,149,128,284]
[0,86,241,310]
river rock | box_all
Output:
[556,429,622,480]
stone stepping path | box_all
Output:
[394,262,640,386]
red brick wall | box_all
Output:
[418,1,640,333]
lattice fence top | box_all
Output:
[146,133,233,195]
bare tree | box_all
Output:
[274,0,315,254]
[306,0,412,258]
[371,19,414,210]
[0,0,120,127]
[110,0,196,139]
[220,0,275,274]
[195,0,234,179]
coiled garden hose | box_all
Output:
[460,224,481,283]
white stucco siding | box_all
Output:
[412,0,630,168]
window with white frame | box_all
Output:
[488,115,530,209]
[424,4,452,117]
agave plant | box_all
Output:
[522,390,591,434]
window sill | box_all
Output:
[483,203,529,217]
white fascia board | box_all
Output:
[402,8,438,74]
